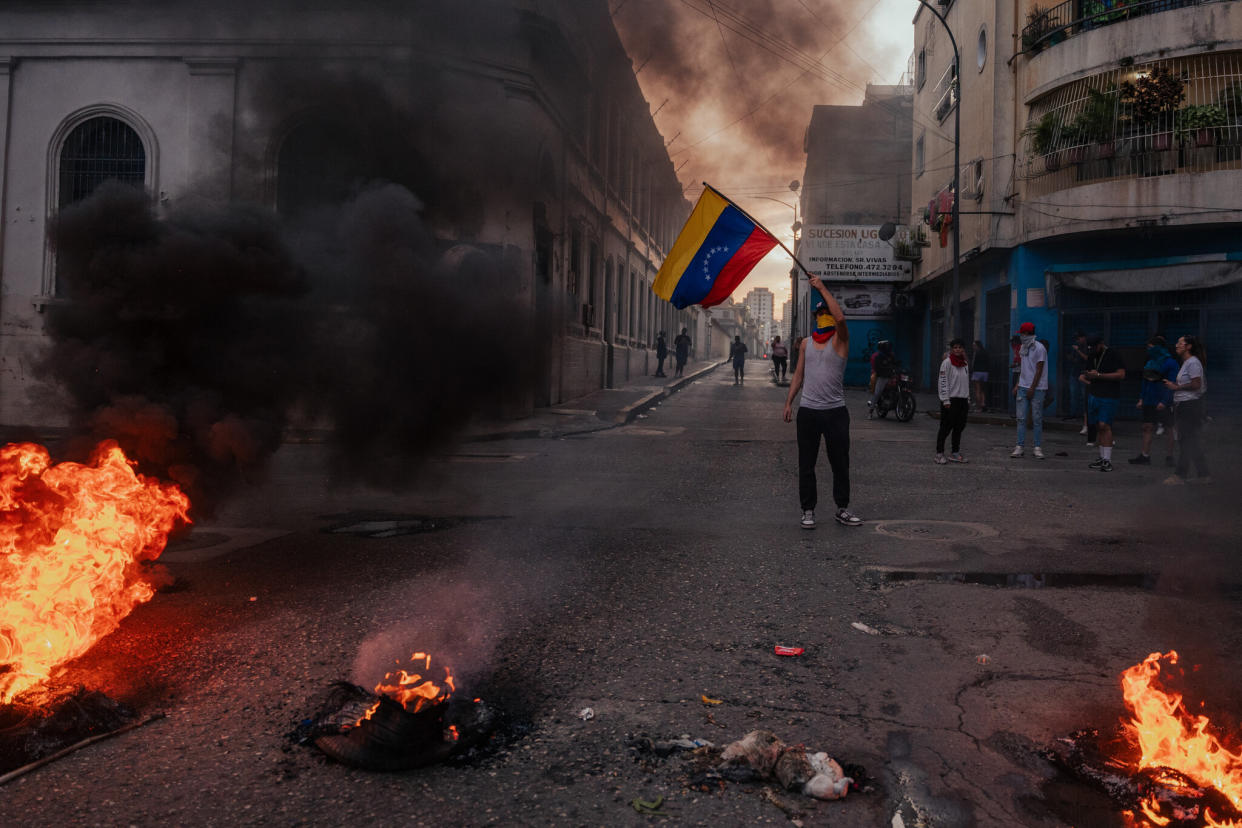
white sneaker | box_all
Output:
[1156,424,1165,436]
[1010,446,1024,458]
[934,453,948,465]
[801,510,815,529]
[1079,425,1088,435]
[1033,447,1045,460]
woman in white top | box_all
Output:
[1163,334,1208,484]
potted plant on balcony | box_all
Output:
[1072,86,1119,159]
[1120,66,1183,151]
[1176,104,1227,148]
[1022,6,1051,53]
[1022,111,1064,172]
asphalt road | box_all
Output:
[4,363,1242,827]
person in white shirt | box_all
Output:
[935,338,971,464]
[1163,334,1209,485]
[1010,321,1048,459]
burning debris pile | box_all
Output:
[296,652,497,771]
[1046,651,1242,827]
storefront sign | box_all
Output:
[799,225,913,283]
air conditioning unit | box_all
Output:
[959,158,985,201]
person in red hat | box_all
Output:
[1010,321,1048,459]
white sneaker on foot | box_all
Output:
[801,510,815,529]
[1010,446,1024,458]
[1079,425,1088,435]
[1033,447,1045,460]
[934,453,948,465]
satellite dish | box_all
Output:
[789,180,801,192]
[878,222,896,241]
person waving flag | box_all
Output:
[652,184,778,309]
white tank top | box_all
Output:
[800,341,847,410]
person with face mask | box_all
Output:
[936,338,971,464]
[783,277,863,529]
[1010,322,1048,459]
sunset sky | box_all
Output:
[613,0,915,317]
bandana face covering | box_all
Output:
[811,311,836,344]
[949,352,967,367]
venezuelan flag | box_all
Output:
[652,186,778,309]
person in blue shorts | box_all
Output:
[1082,335,1126,472]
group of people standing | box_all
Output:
[654,328,693,379]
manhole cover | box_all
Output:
[873,520,998,542]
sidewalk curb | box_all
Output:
[614,362,723,424]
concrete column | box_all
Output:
[183,58,238,203]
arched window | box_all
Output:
[57,116,146,210]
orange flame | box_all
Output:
[356,651,455,724]
[0,441,190,702]
[1121,651,1242,827]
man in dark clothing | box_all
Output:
[866,340,896,418]
[1083,335,1126,472]
[673,328,691,377]
[729,336,748,384]
[654,331,668,377]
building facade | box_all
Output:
[908,0,1242,413]
[795,84,914,385]
[0,0,696,427]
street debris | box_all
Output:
[700,694,723,705]
[630,728,867,806]
[577,707,595,721]
[774,645,805,656]
[720,730,853,800]
[976,654,991,665]
[851,622,881,636]
[631,794,665,814]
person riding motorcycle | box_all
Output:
[867,341,897,418]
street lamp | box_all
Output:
[914,0,961,342]
[753,182,802,342]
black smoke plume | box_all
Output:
[44,180,550,515]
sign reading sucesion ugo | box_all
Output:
[799,225,913,283]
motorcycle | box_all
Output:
[873,367,917,422]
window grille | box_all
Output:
[933,61,958,123]
[1022,52,1242,195]
[58,117,145,209]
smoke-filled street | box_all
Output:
[3,366,1240,826]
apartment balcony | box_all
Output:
[1021,0,1221,56]
[1022,53,1242,200]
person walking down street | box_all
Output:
[866,340,896,418]
[770,336,789,381]
[673,328,691,378]
[1164,335,1210,485]
[783,277,863,529]
[1083,335,1126,473]
[1010,322,1048,459]
[1130,335,1178,467]
[730,336,749,385]
[970,340,989,412]
[1066,331,1090,424]
[936,338,971,464]
[655,331,668,377]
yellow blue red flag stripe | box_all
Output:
[652,187,778,309]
